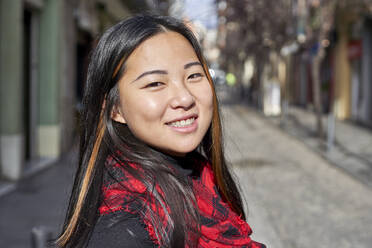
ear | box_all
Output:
[111,104,126,124]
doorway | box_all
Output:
[23,8,39,161]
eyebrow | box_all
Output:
[132,61,202,83]
[184,61,202,69]
[132,70,167,83]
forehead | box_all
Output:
[124,31,199,72]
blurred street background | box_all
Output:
[1,0,372,247]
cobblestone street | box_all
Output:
[0,104,371,248]
[223,105,372,248]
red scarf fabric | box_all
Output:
[99,155,265,248]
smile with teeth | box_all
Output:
[168,117,196,127]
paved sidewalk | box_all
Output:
[0,151,77,248]
[268,106,372,188]
[222,104,372,248]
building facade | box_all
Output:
[286,5,372,128]
[0,0,149,181]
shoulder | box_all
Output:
[99,154,147,214]
[88,211,156,248]
[96,154,161,246]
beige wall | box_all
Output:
[334,12,351,120]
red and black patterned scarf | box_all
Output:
[99,154,266,248]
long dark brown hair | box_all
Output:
[57,14,245,247]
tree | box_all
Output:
[305,0,337,138]
[218,0,372,139]
[217,0,296,107]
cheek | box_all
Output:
[122,93,166,124]
[198,83,214,111]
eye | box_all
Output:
[188,73,204,80]
[144,82,164,88]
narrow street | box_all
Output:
[0,104,371,247]
[223,105,372,248]
[1,0,372,247]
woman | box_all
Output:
[57,14,265,248]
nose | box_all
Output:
[169,83,195,110]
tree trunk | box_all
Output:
[311,44,325,138]
[255,57,264,111]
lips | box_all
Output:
[165,114,198,125]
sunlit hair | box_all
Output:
[56,14,245,247]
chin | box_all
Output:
[163,143,199,157]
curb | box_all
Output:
[0,157,58,198]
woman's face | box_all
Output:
[112,31,213,156]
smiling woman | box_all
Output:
[55,14,265,248]
[111,32,213,157]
